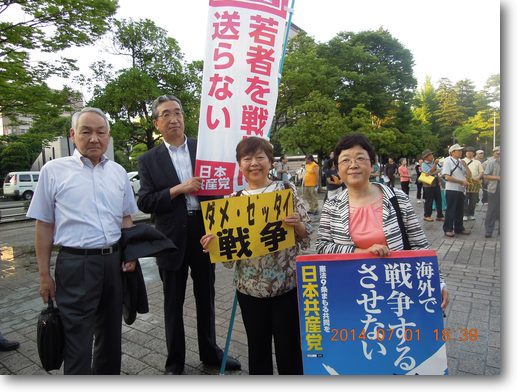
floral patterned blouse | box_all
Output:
[223,181,314,298]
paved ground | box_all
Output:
[0,184,501,376]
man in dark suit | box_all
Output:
[137,95,240,375]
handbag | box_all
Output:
[418,172,435,185]
[37,297,65,371]
[389,194,411,250]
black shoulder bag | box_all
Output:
[389,194,411,250]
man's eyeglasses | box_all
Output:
[158,111,183,120]
[338,157,369,167]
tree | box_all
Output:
[1,142,30,176]
[317,28,417,120]
[433,78,466,153]
[455,79,477,119]
[275,91,348,164]
[412,76,438,130]
[272,32,341,154]
[454,110,500,148]
[0,0,118,119]
[83,18,201,151]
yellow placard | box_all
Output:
[201,189,295,263]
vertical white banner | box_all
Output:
[194,0,289,196]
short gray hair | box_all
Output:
[71,107,110,132]
[151,95,183,120]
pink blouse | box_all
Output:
[399,166,410,182]
[349,196,388,249]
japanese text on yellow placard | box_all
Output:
[201,189,295,263]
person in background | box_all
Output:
[476,150,488,205]
[484,147,500,238]
[276,154,289,183]
[304,154,320,215]
[325,158,343,200]
[414,158,424,203]
[370,161,380,183]
[421,149,445,222]
[201,137,314,375]
[385,158,398,188]
[398,158,411,195]
[462,146,484,221]
[0,329,19,351]
[441,144,471,237]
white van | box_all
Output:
[3,171,40,200]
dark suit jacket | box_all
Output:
[119,224,178,324]
[137,138,213,271]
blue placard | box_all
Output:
[296,250,447,375]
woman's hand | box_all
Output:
[283,212,308,238]
[355,244,391,257]
[200,233,215,253]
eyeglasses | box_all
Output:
[158,111,183,120]
[338,157,369,167]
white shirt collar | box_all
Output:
[72,148,109,168]
[163,135,187,152]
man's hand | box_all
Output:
[170,177,203,199]
[122,260,137,272]
[39,274,56,303]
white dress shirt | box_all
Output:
[163,137,200,211]
[27,149,138,248]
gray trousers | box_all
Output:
[55,249,123,375]
[485,187,500,235]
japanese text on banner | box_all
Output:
[194,0,289,196]
[296,252,447,375]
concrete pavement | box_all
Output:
[0,184,500,375]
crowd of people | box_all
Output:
[8,94,497,375]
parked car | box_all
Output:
[3,171,40,200]
[127,171,140,197]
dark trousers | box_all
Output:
[159,214,220,373]
[463,192,479,217]
[388,176,396,188]
[424,182,443,218]
[55,250,123,375]
[401,181,410,195]
[443,190,466,233]
[416,181,423,200]
[236,289,304,375]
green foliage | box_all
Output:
[0,0,118,119]
[82,18,201,151]
[275,91,348,164]
[1,142,31,176]
[318,28,417,119]
[130,143,148,162]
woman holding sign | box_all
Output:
[201,137,314,375]
[315,133,449,309]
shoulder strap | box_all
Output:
[389,192,411,250]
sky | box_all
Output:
[40,0,502,99]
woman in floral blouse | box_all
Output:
[201,137,314,374]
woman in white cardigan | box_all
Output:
[316,133,449,310]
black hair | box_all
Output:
[333,133,376,167]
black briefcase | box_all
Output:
[37,297,65,371]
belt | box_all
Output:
[61,243,119,256]
[187,210,201,216]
